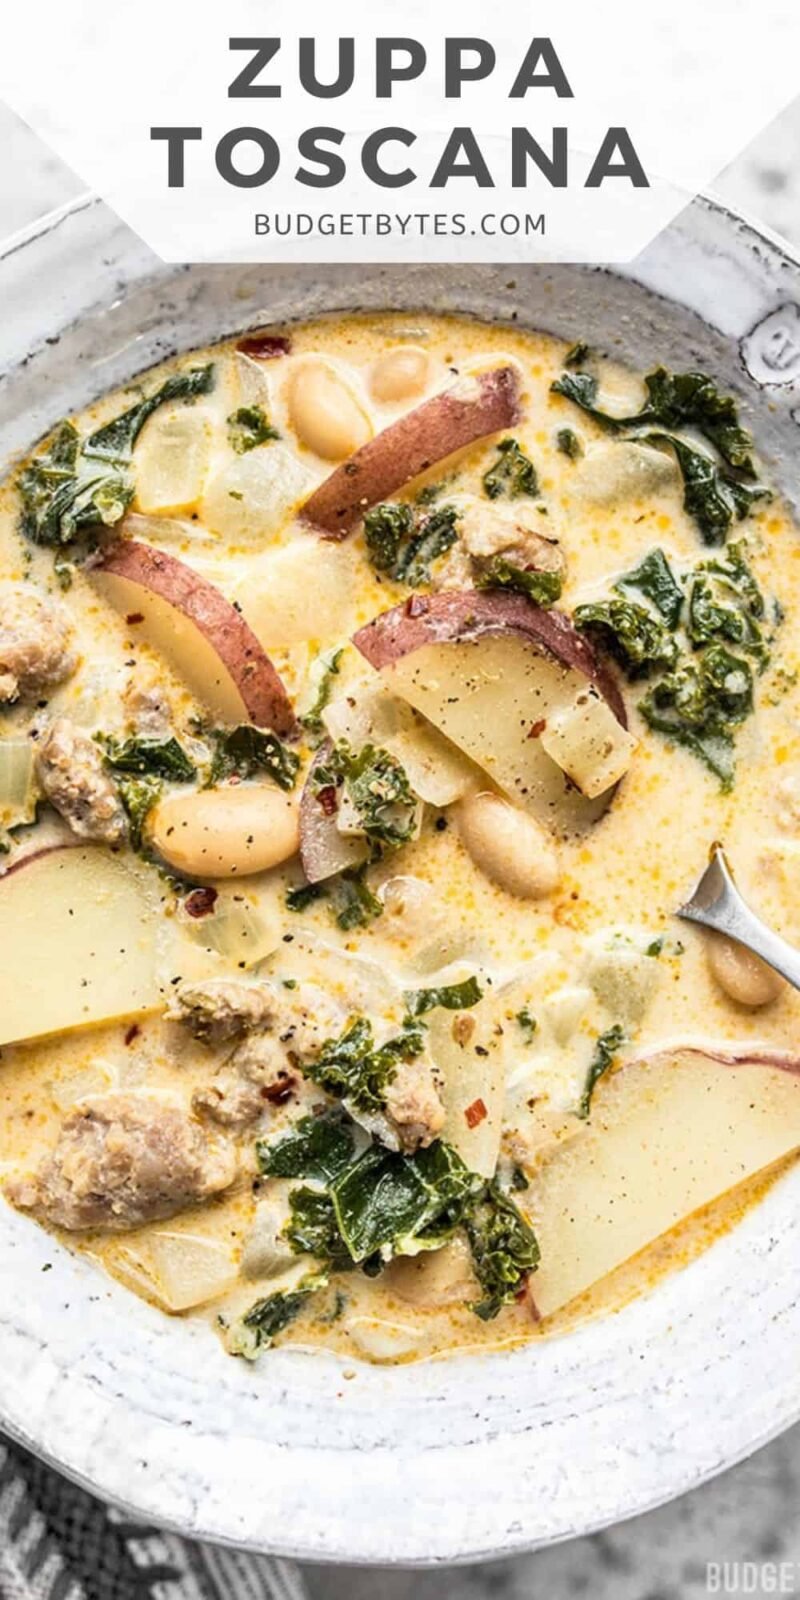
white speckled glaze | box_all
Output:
[1,195,800,1565]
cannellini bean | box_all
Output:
[456,791,560,900]
[370,346,431,403]
[149,785,299,879]
[287,359,372,460]
[706,932,784,1008]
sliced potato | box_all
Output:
[111,1231,237,1312]
[237,536,357,649]
[200,445,313,544]
[539,689,638,798]
[427,985,505,1177]
[527,1048,800,1319]
[0,846,166,1046]
[133,406,213,515]
[93,541,295,733]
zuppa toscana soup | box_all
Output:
[1,313,800,1365]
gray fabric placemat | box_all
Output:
[0,1437,308,1600]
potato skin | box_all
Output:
[353,588,627,728]
[302,365,521,536]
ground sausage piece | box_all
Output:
[192,983,344,1128]
[0,585,76,704]
[5,1094,237,1232]
[383,1056,446,1152]
[167,979,276,1045]
[35,718,127,844]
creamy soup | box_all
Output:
[1,314,799,1365]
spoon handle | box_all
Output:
[678,845,800,993]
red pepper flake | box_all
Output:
[527,719,547,739]
[124,1023,141,1047]
[464,1097,487,1129]
[236,331,292,360]
[125,612,145,626]
[261,1075,297,1106]
[184,886,219,919]
[317,785,338,817]
[405,594,430,618]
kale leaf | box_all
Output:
[577,1024,627,1119]
[236,1282,319,1354]
[551,364,770,545]
[465,1183,540,1320]
[98,733,197,782]
[18,366,215,550]
[208,725,299,791]
[333,865,384,929]
[306,1015,426,1114]
[614,548,684,628]
[556,427,582,459]
[258,1113,356,1184]
[475,555,563,608]
[285,881,328,913]
[312,741,417,850]
[642,432,770,547]
[113,774,163,852]
[482,439,539,501]
[363,501,459,586]
[574,598,679,676]
[516,1007,538,1042]
[639,645,754,790]
[83,366,215,463]
[331,1139,482,1262]
[284,1187,354,1270]
[404,976,483,1017]
[301,648,343,738]
[686,540,769,666]
[227,405,279,454]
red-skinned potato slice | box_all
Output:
[299,741,369,884]
[352,590,631,833]
[353,589,626,723]
[93,541,295,734]
[302,365,521,537]
[526,1046,800,1320]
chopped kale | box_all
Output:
[363,501,459,586]
[237,1283,318,1353]
[284,1187,353,1271]
[642,433,771,547]
[482,438,539,501]
[639,645,754,790]
[113,773,163,852]
[564,341,591,368]
[333,864,384,930]
[578,1024,627,1119]
[515,1007,538,1043]
[306,1015,426,1114]
[208,725,299,791]
[227,405,279,454]
[301,648,344,738]
[83,366,215,463]
[17,366,215,552]
[331,1139,481,1263]
[614,548,684,628]
[556,427,582,459]
[312,741,417,851]
[404,976,483,1017]
[685,541,769,666]
[475,555,563,608]
[551,364,770,545]
[285,881,328,913]
[574,598,679,676]
[552,365,755,470]
[257,1113,356,1184]
[465,1183,540,1320]
[98,733,197,782]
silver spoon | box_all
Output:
[677,842,800,992]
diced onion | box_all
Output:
[0,739,37,830]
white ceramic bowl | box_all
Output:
[1,195,800,1565]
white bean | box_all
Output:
[456,791,560,900]
[706,932,784,1008]
[287,359,372,460]
[370,346,431,404]
[149,785,299,879]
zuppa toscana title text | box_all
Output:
[150,36,649,193]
